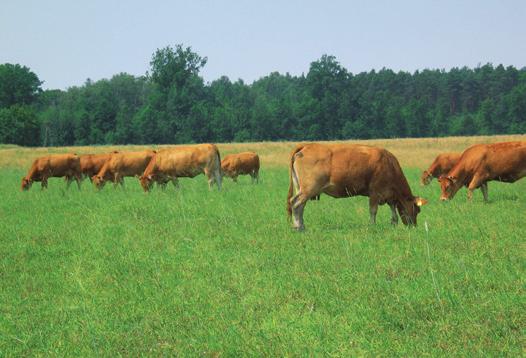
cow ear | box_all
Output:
[414,197,428,207]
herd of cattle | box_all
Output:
[20,144,259,192]
[20,141,526,230]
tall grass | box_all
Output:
[0,136,524,355]
[4,134,526,170]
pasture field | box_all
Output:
[0,135,525,356]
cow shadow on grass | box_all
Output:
[292,220,408,235]
[486,193,521,202]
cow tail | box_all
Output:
[287,145,303,218]
[214,146,222,189]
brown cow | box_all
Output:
[221,151,260,183]
[79,153,114,182]
[287,143,427,230]
[21,154,81,191]
[439,141,526,202]
[421,152,461,185]
[140,144,222,192]
[92,150,156,189]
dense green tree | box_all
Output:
[0,105,40,145]
[2,49,525,146]
[0,63,42,108]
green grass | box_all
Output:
[0,167,524,355]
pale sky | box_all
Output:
[1,0,525,90]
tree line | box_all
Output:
[1,45,525,147]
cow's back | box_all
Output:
[485,142,526,170]
[45,154,80,176]
[437,152,461,173]
[111,151,155,175]
[222,152,259,174]
[154,146,213,177]
[80,154,110,174]
[454,142,526,175]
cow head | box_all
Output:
[398,196,428,226]
[438,175,458,201]
[92,175,106,189]
[220,164,231,178]
[139,174,154,192]
[21,177,32,191]
[420,170,433,186]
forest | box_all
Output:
[1,44,525,146]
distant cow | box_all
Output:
[92,150,156,189]
[221,151,260,183]
[79,153,114,182]
[140,144,222,192]
[287,143,427,230]
[439,141,526,202]
[421,152,461,185]
[21,153,82,191]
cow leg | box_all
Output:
[206,168,221,190]
[233,176,238,183]
[214,167,222,190]
[369,197,378,224]
[290,193,308,231]
[158,181,166,190]
[480,182,489,202]
[389,203,399,226]
[467,174,487,201]
[172,177,179,189]
[65,176,72,189]
[41,178,48,190]
[75,173,82,190]
[112,176,118,189]
[205,168,214,190]
[114,174,125,189]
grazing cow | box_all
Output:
[421,152,461,185]
[140,144,222,192]
[221,151,260,183]
[21,154,81,191]
[92,150,156,189]
[287,143,427,230]
[79,153,114,182]
[439,141,526,202]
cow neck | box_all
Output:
[26,162,38,179]
[394,174,415,204]
[448,161,470,191]
[98,161,110,177]
[428,160,441,177]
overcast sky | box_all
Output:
[1,0,525,90]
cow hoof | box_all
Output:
[293,225,305,232]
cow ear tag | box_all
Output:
[415,197,428,206]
